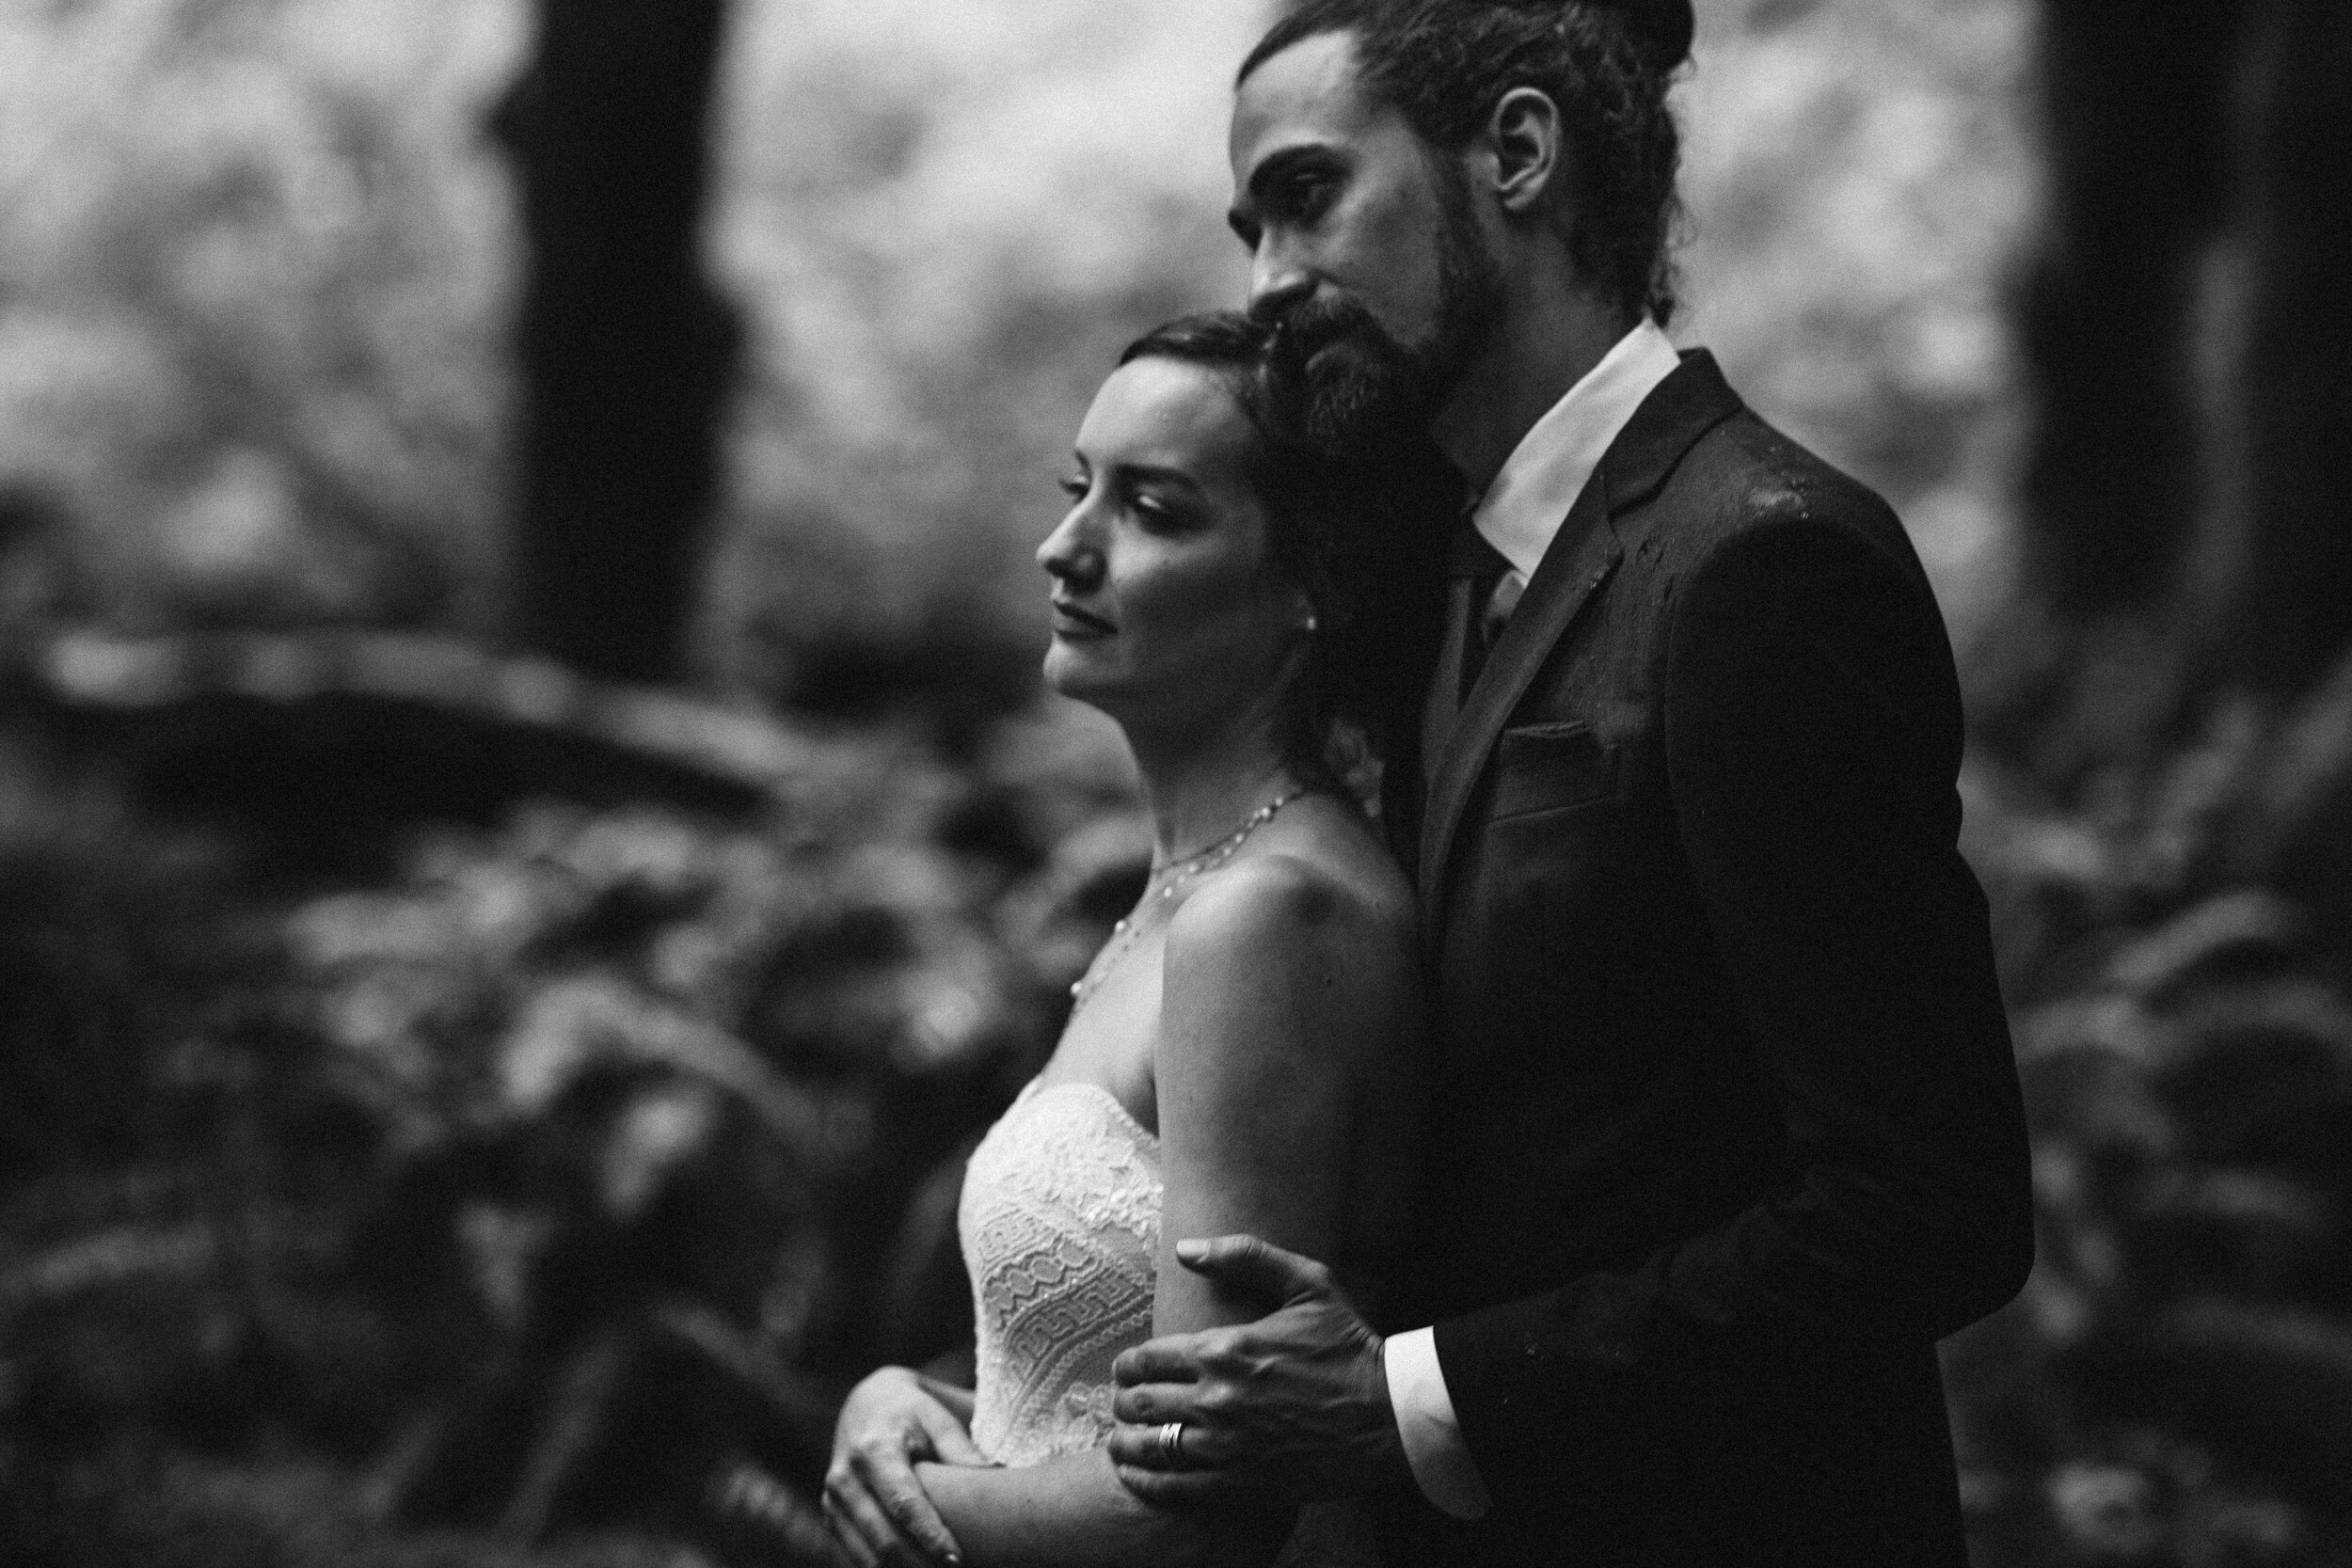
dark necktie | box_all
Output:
[1422,517,1516,785]
[1454,517,1518,701]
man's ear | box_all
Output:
[1486,86,1565,217]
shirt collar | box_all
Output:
[1470,318,1682,581]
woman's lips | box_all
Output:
[1051,601,1115,639]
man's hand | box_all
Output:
[1107,1235,1402,1508]
[824,1365,988,1568]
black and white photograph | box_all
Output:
[2,1,2348,1564]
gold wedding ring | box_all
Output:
[1156,1420,1185,1465]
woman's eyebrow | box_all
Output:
[1107,461,1204,493]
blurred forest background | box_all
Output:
[1,0,2347,1565]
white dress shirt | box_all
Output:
[1384,317,1682,1521]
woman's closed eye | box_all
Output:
[1057,473,1190,535]
[1125,480,1216,536]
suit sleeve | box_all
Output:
[1428,508,2034,1504]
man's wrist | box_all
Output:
[1382,1327,1493,1520]
[1366,1331,1405,1467]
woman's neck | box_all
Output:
[1121,707,1306,869]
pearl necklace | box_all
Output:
[1066,785,1312,1018]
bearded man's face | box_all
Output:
[1227,29,1505,450]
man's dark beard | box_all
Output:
[1263,166,1504,453]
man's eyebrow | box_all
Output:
[1245,144,1338,206]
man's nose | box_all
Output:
[1248,246,1314,323]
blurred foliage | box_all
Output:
[0,0,520,634]
[1677,0,2036,639]
[0,696,1151,1564]
[694,0,1270,706]
[1950,649,2352,1567]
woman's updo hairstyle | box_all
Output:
[1118,311,1450,793]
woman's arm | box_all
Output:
[912,1447,1275,1568]
[897,853,1413,1568]
[826,1364,989,1568]
[1152,855,1379,1335]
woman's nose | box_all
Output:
[1037,504,1102,586]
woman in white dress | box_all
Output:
[821,312,1438,1568]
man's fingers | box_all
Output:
[1171,1232,1330,1304]
[1112,1464,1252,1511]
[1107,1418,1232,1471]
[916,1405,989,1469]
[1111,1336,1207,1388]
[1108,1379,1201,1427]
[1104,1418,1176,1470]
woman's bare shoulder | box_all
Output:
[1174,833,1408,942]
[1161,836,1419,1040]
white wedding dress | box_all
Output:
[959,1075,1381,1564]
[962,1076,1164,1465]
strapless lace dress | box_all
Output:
[959,1076,1382,1565]
[961,1077,1162,1465]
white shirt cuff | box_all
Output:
[1383,1326,1492,1519]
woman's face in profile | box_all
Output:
[1037,357,1308,722]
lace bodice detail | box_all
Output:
[961,1077,1162,1466]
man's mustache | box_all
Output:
[1245,292,1439,451]
[1259,293,1403,363]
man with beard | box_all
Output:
[1093,3,2037,1565]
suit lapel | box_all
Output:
[1414,351,1744,931]
[1417,486,1619,926]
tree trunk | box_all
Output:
[498,0,739,685]
[2191,0,2352,695]
[1990,0,2352,773]
[2016,0,2239,621]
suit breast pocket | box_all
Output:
[1491,721,1617,821]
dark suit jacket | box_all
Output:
[1383,352,2033,1566]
